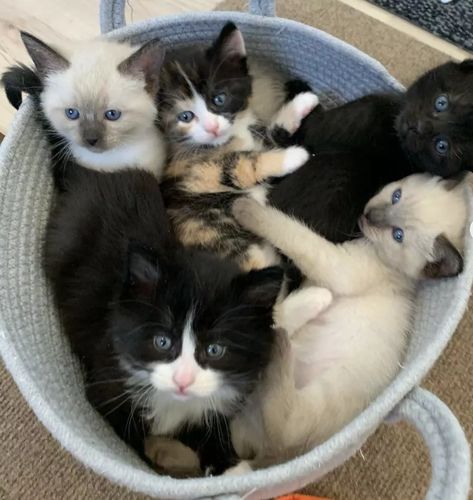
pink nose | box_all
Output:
[172,370,196,393]
[204,119,219,136]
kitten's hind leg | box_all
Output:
[274,286,332,337]
[271,91,320,136]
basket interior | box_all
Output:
[0,12,472,499]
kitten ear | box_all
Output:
[422,234,464,279]
[118,38,165,96]
[236,266,283,307]
[20,31,69,79]
[124,243,160,300]
[209,22,246,60]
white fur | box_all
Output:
[231,173,468,468]
[41,38,166,176]
[282,146,310,174]
[273,92,320,135]
[124,314,239,437]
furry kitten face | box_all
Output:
[397,60,473,176]
[360,173,466,278]
[21,33,164,156]
[159,22,252,151]
[111,245,282,429]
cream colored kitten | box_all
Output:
[21,32,166,176]
[230,173,467,469]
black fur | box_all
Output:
[44,166,282,474]
[270,60,473,242]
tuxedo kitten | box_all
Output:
[160,23,316,270]
[231,173,467,468]
[2,32,166,176]
[45,165,282,476]
[269,59,473,242]
[159,22,291,156]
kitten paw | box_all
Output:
[282,146,309,174]
[223,460,253,476]
[273,92,320,135]
[145,435,200,477]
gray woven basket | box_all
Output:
[0,1,471,498]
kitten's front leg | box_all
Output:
[274,286,333,337]
[145,435,201,478]
[220,147,309,191]
[233,197,367,295]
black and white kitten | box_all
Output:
[2,32,166,176]
[45,166,282,476]
[269,60,473,242]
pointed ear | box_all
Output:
[208,22,246,60]
[118,38,165,96]
[422,235,464,279]
[124,242,160,301]
[236,266,283,307]
[20,31,69,79]
[441,171,468,191]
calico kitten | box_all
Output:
[159,22,291,156]
[160,23,316,270]
[269,60,473,242]
[231,173,467,468]
[45,166,282,476]
[2,32,166,176]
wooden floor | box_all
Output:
[0,0,220,134]
[0,0,470,135]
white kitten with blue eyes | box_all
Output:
[20,32,167,176]
[230,173,468,469]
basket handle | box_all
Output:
[99,0,276,34]
[387,387,470,500]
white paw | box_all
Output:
[282,146,309,174]
[273,92,319,134]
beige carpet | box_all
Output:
[1,1,471,498]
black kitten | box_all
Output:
[269,60,473,242]
[45,166,282,475]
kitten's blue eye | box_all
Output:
[154,335,172,352]
[177,111,195,123]
[434,137,449,155]
[392,188,402,205]
[434,94,449,112]
[392,227,404,243]
[206,343,226,359]
[104,109,122,121]
[65,108,80,120]
[212,93,226,107]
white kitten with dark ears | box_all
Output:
[230,173,467,469]
[20,32,167,176]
